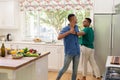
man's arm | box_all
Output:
[76,31,85,36]
[58,31,70,40]
[74,25,85,36]
[58,28,75,40]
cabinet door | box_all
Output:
[0,0,18,29]
[46,45,61,70]
[57,46,64,70]
[114,0,120,5]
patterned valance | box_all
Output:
[19,0,93,11]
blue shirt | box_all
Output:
[60,25,80,56]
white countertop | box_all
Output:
[0,52,50,70]
[106,56,120,68]
[0,41,64,46]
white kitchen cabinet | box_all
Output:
[94,0,114,13]
[45,45,62,70]
[0,0,19,29]
[114,0,120,5]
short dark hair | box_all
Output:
[85,18,92,24]
[68,14,75,21]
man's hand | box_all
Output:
[58,24,77,40]
[76,31,85,36]
[69,28,76,34]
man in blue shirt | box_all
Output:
[56,14,80,80]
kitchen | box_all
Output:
[0,0,120,80]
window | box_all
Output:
[20,0,93,42]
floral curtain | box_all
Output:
[19,0,93,11]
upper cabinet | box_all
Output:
[114,0,120,5]
[94,0,114,13]
[0,0,19,29]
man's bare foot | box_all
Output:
[96,77,101,79]
[81,76,86,80]
[93,75,102,79]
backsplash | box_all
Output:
[0,29,22,41]
[0,35,6,41]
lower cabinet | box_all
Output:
[46,45,61,70]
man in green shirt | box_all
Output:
[76,18,101,80]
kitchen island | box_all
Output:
[0,41,92,73]
[0,52,50,80]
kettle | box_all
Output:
[6,33,12,41]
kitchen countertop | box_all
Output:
[1,41,64,46]
[0,52,50,70]
[106,56,120,68]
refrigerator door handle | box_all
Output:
[109,23,112,50]
[112,15,116,50]
[112,24,115,49]
[109,23,112,56]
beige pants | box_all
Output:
[80,46,100,77]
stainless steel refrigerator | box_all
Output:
[94,13,120,75]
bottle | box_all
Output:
[1,43,6,57]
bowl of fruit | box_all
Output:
[12,53,23,59]
[23,48,41,57]
[11,50,23,59]
[6,48,16,55]
[33,38,41,42]
[10,48,41,59]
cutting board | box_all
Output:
[111,56,120,65]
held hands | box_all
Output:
[69,28,76,34]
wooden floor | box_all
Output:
[48,71,101,80]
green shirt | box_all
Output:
[81,27,94,49]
